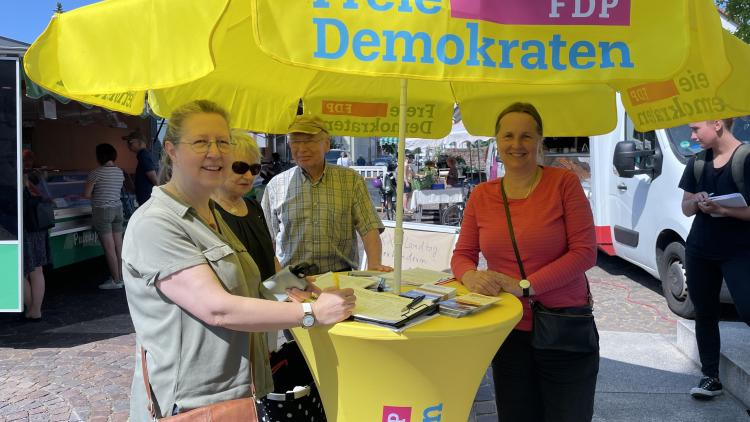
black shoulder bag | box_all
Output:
[500,178,599,353]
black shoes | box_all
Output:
[690,376,723,400]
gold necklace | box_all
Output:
[217,196,245,214]
[524,167,541,198]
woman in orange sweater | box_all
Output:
[451,103,598,422]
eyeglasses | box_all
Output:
[186,139,236,154]
[232,161,262,176]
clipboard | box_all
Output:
[353,302,439,328]
[706,193,747,217]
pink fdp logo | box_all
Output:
[382,406,411,422]
[450,0,631,26]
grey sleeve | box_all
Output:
[123,212,207,286]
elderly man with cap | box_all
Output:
[123,130,158,206]
[261,115,392,274]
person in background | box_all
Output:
[679,118,750,400]
[446,157,460,187]
[122,100,354,419]
[451,102,598,422]
[213,131,328,421]
[85,143,126,290]
[21,150,50,321]
[262,115,392,273]
[213,131,279,281]
[356,156,366,166]
[124,130,158,205]
[261,152,284,185]
[336,151,350,167]
[403,154,417,214]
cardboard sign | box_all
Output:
[377,225,459,272]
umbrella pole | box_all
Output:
[392,78,408,293]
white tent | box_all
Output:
[405,120,489,151]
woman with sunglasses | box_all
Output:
[214,131,329,420]
[122,100,355,420]
[213,131,279,280]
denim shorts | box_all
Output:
[92,205,124,234]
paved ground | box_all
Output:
[0,250,746,421]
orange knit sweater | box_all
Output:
[451,167,597,331]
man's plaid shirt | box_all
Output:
[261,164,384,273]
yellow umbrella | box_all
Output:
[23,0,750,289]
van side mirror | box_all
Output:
[613,140,663,178]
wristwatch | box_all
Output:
[301,302,316,328]
[519,279,531,297]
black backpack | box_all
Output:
[692,143,750,198]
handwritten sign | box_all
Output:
[378,226,459,272]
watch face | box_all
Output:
[302,314,315,328]
[519,279,531,289]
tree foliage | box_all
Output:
[718,0,750,43]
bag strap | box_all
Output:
[693,150,707,189]
[731,143,750,199]
[499,178,526,279]
[499,178,593,306]
[140,346,158,420]
[141,345,258,420]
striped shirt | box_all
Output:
[87,165,125,208]
[261,164,384,274]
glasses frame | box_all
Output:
[185,139,236,154]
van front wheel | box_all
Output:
[659,242,695,319]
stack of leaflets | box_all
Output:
[415,284,457,300]
[351,288,438,329]
[313,272,380,290]
[380,268,454,286]
[439,293,502,318]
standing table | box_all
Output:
[291,286,522,421]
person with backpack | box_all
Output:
[679,118,750,400]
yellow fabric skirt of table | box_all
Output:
[291,283,522,422]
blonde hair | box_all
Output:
[158,100,231,184]
[231,130,261,163]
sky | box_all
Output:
[0,1,100,44]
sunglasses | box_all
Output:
[232,161,261,176]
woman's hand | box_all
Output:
[285,276,322,302]
[460,270,503,296]
[311,288,357,325]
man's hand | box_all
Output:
[367,264,393,272]
[460,270,503,296]
[693,191,711,204]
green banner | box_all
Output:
[49,230,104,269]
[0,244,21,311]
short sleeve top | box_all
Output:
[122,187,272,419]
[679,147,750,258]
[87,165,124,208]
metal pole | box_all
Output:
[392,79,408,293]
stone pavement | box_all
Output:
[2,253,747,421]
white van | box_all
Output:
[486,97,750,318]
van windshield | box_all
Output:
[666,116,750,158]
